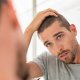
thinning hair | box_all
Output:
[38,14,70,34]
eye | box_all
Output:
[45,43,52,47]
[56,34,64,40]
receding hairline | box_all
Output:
[37,14,70,33]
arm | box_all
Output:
[24,8,58,52]
[24,8,58,79]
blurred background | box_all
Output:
[12,0,80,79]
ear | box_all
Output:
[70,24,77,35]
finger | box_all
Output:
[47,8,58,14]
[42,8,58,17]
[42,10,58,17]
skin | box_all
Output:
[25,8,80,79]
[0,0,27,80]
[39,21,80,64]
[1,1,58,80]
[24,9,58,79]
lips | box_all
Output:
[59,52,68,60]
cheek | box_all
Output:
[47,47,57,57]
[63,36,75,49]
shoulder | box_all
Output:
[42,51,56,60]
[35,51,57,64]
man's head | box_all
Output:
[38,14,79,64]
[0,0,29,79]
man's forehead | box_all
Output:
[39,24,67,43]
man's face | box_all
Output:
[39,21,79,64]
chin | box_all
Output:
[62,60,74,64]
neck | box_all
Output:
[74,45,80,64]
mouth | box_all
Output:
[59,52,68,60]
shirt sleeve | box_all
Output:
[32,51,48,75]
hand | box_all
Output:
[28,8,58,33]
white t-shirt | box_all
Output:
[33,51,80,80]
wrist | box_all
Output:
[26,26,35,34]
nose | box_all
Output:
[54,43,64,56]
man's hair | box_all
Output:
[38,14,70,33]
[0,0,8,11]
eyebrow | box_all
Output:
[53,31,63,37]
[44,41,49,46]
[44,32,63,46]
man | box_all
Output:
[25,8,80,80]
[0,0,28,80]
